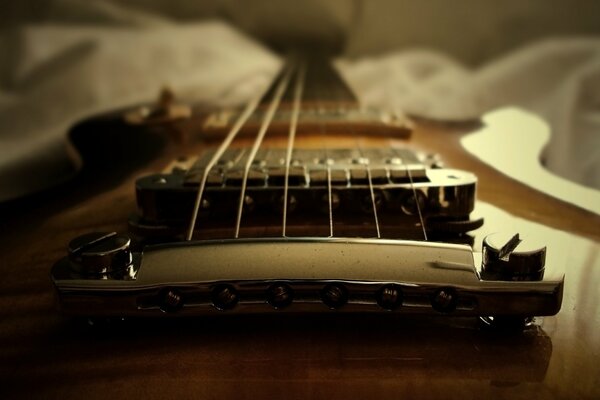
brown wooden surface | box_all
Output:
[1,119,599,399]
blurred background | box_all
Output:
[1,0,599,201]
[3,0,600,62]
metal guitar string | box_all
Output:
[364,151,382,238]
[407,162,428,241]
[350,139,382,239]
[338,69,382,238]
[312,59,383,238]
[186,57,414,241]
[282,60,306,237]
[391,144,427,240]
[326,164,334,238]
[234,61,295,238]
[311,61,335,238]
[323,94,335,237]
[185,69,279,241]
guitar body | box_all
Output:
[1,57,599,399]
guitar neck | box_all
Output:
[268,56,358,106]
[200,56,411,139]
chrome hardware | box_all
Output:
[212,284,239,310]
[68,232,132,275]
[321,283,348,309]
[481,233,546,281]
[376,284,403,311]
[159,288,185,313]
[132,148,482,239]
[267,283,294,309]
[479,233,549,328]
[51,237,564,322]
[431,287,458,313]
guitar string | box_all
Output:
[365,151,382,239]
[312,59,335,238]
[234,60,295,238]
[354,140,382,239]
[391,144,428,240]
[406,155,428,241]
[185,67,281,241]
[323,81,334,237]
[315,57,383,238]
[326,164,334,238]
[338,63,382,238]
[282,60,306,237]
[339,64,426,241]
[346,103,424,241]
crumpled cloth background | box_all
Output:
[1,1,599,202]
[0,22,280,202]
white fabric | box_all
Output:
[0,22,280,201]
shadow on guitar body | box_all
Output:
[0,109,167,223]
[40,313,552,387]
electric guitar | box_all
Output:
[2,55,599,399]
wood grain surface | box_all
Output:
[1,118,599,399]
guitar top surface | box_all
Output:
[1,56,599,400]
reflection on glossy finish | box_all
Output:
[51,237,563,318]
[3,183,600,399]
[470,202,600,399]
